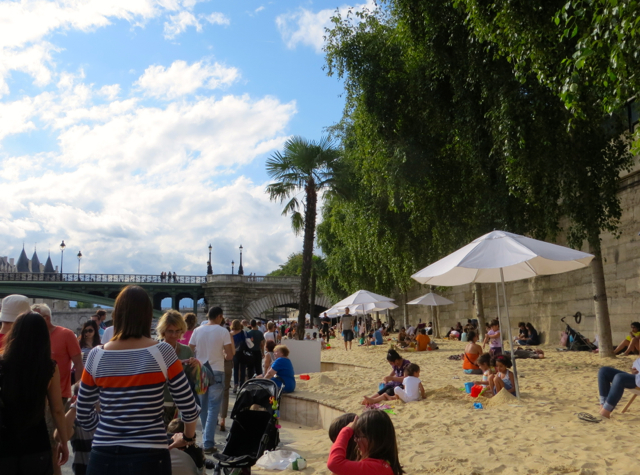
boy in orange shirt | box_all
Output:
[416,328,430,351]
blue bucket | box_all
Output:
[464,382,474,394]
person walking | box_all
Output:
[230,320,251,393]
[341,308,355,351]
[76,286,200,475]
[32,303,83,475]
[0,294,31,350]
[0,311,69,474]
[189,306,234,454]
[78,320,101,364]
[248,319,265,378]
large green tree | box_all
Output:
[321,1,633,356]
[455,0,635,356]
[266,136,341,339]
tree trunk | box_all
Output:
[309,267,317,326]
[589,241,614,357]
[297,179,317,340]
[474,283,487,339]
[403,292,409,328]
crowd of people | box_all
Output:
[0,291,303,475]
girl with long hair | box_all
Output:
[78,320,101,363]
[76,285,200,475]
[327,409,403,475]
[0,311,69,474]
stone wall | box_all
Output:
[389,169,640,345]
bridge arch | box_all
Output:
[243,293,332,321]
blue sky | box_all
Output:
[0,0,373,277]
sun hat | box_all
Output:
[0,294,31,323]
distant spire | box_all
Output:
[16,247,30,272]
[44,254,55,273]
[31,247,42,273]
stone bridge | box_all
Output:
[0,272,332,320]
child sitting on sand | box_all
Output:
[488,354,515,396]
[327,410,404,475]
[361,364,425,405]
[474,353,493,387]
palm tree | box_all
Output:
[266,136,341,339]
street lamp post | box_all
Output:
[207,244,213,275]
[231,260,234,275]
[77,251,82,279]
[59,240,66,279]
[238,244,244,276]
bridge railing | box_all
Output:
[206,274,301,284]
[0,273,208,284]
[0,273,300,285]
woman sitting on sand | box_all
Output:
[516,322,540,346]
[363,350,410,401]
[597,357,640,418]
[613,322,640,355]
[462,330,483,374]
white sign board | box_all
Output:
[282,339,321,375]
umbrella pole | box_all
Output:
[500,268,520,399]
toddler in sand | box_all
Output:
[327,410,403,475]
[488,354,515,396]
[361,364,425,404]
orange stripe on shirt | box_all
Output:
[95,371,166,388]
[167,360,184,380]
[81,369,96,386]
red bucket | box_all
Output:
[300,374,310,380]
[470,384,483,398]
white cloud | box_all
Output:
[255,6,265,14]
[0,1,225,96]
[135,60,239,99]
[205,12,230,26]
[0,74,300,275]
[164,11,229,39]
[276,1,375,53]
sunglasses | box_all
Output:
[84,329,95,333]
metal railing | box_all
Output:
[206,274,300,284]
[0,273,300,285]
[0,273,207,284]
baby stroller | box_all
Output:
[561,313,597,351]
[212,379,282,475]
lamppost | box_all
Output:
[238,245,244,276]
[59,240,66,279]
[207,244,213,275]
[77,251,82,279]
[231,260,234,275]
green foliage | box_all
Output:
[75,301,96,309]
[319,0,633,298]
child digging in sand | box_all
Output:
[361,364,425,404]
[488,354,516,396]
[327,410,404,475]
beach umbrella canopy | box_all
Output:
[411,230,594,398]
[407,292,454,306]
[332,290,394,308]
[362,301,399,312]
[412,230,594,286]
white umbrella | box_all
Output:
[332,290,394,307]
[411,230,594,398]
[362,301,399,312]
[407,292,454,306]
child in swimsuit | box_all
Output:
[488,354,515,396]
[474,353,493,388]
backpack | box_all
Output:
[236,332,255,365]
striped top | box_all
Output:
[76,342,200,448]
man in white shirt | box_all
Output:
[407,325,416,337]
[189,306,234,454]
[101,324,114,344]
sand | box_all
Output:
[252,338,640,475]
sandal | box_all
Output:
[577,412,601,423]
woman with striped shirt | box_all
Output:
[76,285,200,475]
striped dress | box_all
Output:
[76,342,200,448]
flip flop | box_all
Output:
[577,412,601,423]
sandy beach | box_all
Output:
[254,338,640,475]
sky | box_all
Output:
[0,0,374,277]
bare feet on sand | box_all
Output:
[599,407,611,419]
